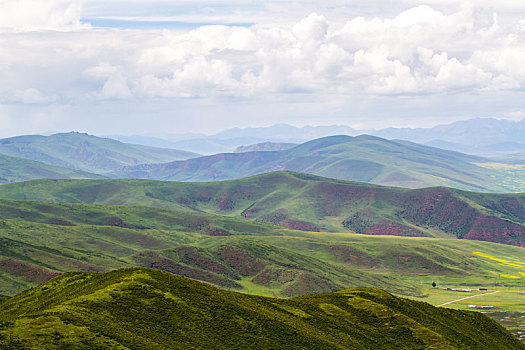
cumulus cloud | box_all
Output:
[9,88,55,104]
[0,0,86,32]
[2,2,525,103]
[85,63,131,99]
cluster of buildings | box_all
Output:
[444,287,488,292]
[467,304,498,310]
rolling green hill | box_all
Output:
[0,132,199,174]
[0,213,422,297]
[0,196,523,339]
[1,172,523,246]
[0,268,522,349]
[0,198,524,299]
[0,154,103,184]
[112,135,516,192]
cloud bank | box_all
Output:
[1,0,525,135]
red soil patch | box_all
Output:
[366,222,427,237]
[216,196,235,211]
[251,269,296,285]
[400,188,477,236]
[282,272,339,297]
[175,246,238,279]
[308,182,372,216]
[282,220,320,232]
[486,198,525,220]
[216,246,265,276]
[325,245,378,267]
[0,259,59,284]
[206,228,232,236]
[107,217,137,229]
[465,215,525,246]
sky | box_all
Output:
[2,0,525,137]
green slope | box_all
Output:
[0,199,524,299]
[1,172,523,246]
[0,154,103,184]
[113,135,517,192]
[0,235,129,296]
[0,215,421,297]
[0,197,523,338]
[0,132,199,174]
[0,268,521,349]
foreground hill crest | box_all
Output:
[0,268,522,349]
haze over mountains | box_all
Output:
[114,135,513,192]
[1,130,524,192]
[105,118,525,156]
[234,142,298,153]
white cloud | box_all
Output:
[10,88,55,104]
[292,13,328,42]
[0,0,86,32]
[84,63,131,99]
[100,74,131,99]
[2,1,525,135]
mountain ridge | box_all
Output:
[111,135,509,192]
[102,118,525,155]
[0,132,200,175]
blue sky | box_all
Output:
[1,0,525,137]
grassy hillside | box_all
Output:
[0,154,103,184]
[0,268,522,349]
[0,215,422,297]
[1,172,523,246]
[0,199,524,299]
[112,135,517,192]
[0,132,199,174]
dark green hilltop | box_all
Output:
[0,268,522,350]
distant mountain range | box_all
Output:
[373,118,525,147]
[113,135,511,192]
[1,131,523,192]
[104,118,525,156]
[105,124,357,154]
[0,132,199,177]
